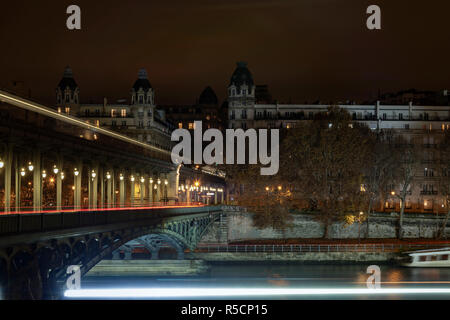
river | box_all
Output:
[71,263,450,300]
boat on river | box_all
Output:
[400,248,450,267]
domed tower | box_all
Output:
[130,68,155,129]
[199,86,218,106]
[56,66,80,115]
[227,62,255,128]
[131,68,154,106]
[198,86,221,129]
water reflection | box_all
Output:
[80,264,450,300]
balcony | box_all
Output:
[420,191,438,195]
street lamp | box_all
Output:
[28,162,34,171]
[358,211,364,242]
[0,159,4,168]
[91,170,96,178]
[20,168,26,177]
[157,178,161,185]
[74,168,79,176]
[61,172,65,180]
[106,172,111,180]
[53,165,59,174]
[164,179,168,185]
[278,185,282,191]
[391,191,396,196]
[140,177,145,183]
[42,170,47,178]
[119,173,124,181]
[130,175,135,182]
[150,178,153,184]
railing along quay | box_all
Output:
[196,243,450,253]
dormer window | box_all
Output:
[139,95,143,104]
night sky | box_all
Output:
[1,0,449,106]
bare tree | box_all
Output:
[362,130,397,238]
[281,107,374,238]
[389,134,423,239]
[437,130,450,239]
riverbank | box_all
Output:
[86,260,210,276]
[185,252,398,264]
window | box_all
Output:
[121,121,126,126]
[242,89,246,95]
[57,107,62,113]
[111,120,116,127]
[65,107,70,114]
[383,113,387,120]
[111,109,117,117]
[121,109,127,117]
[96,120,100,127]
[242,109,247,119]
[178,123,183,129]
[139,96,143,104]
[188,122,195,130]
[399,113,403,120]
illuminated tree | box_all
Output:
[280,107,375,238]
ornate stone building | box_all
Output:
[161,86,226,132]
[55,67,174,151]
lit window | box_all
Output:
[65,107,70,114]
[178,123,183,129]
[57,107,61,113]
[111,109,117,117]
[188,123,195,129]
[121,109,127,117]
[96,120,100,127]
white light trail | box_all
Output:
[64,287,450,298]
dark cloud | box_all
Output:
[1,0,449,105]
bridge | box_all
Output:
[0,90,226,299]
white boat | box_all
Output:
[401,248,450,267]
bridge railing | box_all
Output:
[195,243,450,253]
[0,205,222,237]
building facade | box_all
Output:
[227,61,450,214]
[161,86,226,132]
[55,67,174,151]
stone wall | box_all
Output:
[186,252,397,263]
[200,210,450,243]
